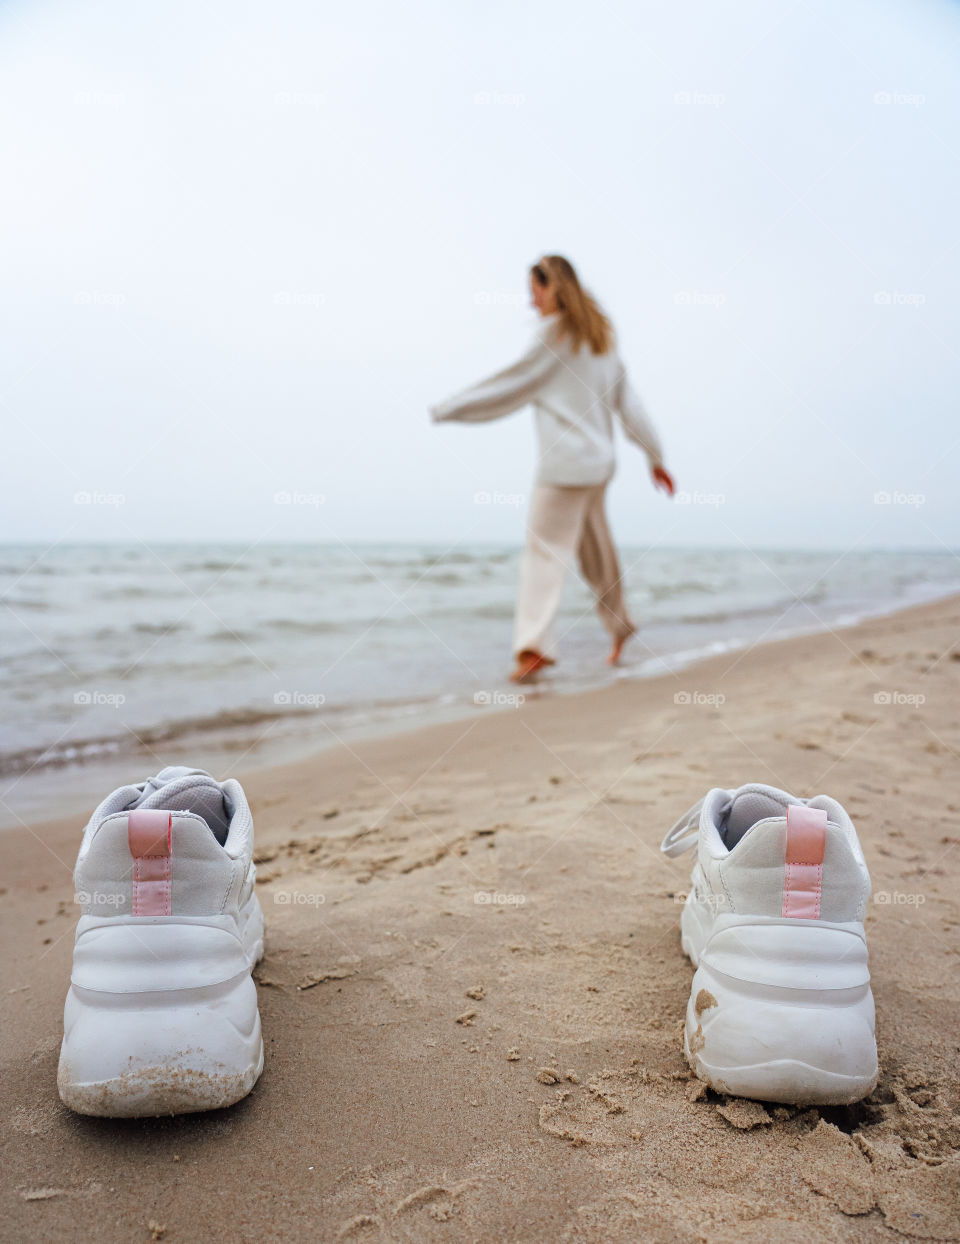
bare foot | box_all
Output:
[510,650,553,683]
[607,633,631,666]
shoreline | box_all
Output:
[3,592,959,1240]
[5,584,959,833]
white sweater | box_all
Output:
[430,315,664,487]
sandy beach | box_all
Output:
[2,593,959,1243]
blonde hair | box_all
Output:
[530,255,613,355]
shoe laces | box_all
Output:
[660,796,705,857]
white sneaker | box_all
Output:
[661,783,878,1105]
[58,766,264,1117]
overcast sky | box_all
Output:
[1,0,958,551]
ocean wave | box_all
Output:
[268,618,351,635]
[656,591,831,628]
[178,560,249,573]
[134,621,188,636]
[0,703,325,778]
[409,572,464,586]
[207,628,260,643]
[0,736,125,778]
[0,597,50,611]
[443,551,503,565]
[431,602,514,622]
[646,580,717,600]
[101,586,176,601]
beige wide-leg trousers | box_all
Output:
[513,482,634,659]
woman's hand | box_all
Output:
[652,465,675,496]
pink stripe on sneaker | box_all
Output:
[782,805,827,919]
[128,808,172,916]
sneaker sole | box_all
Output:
[58,899,264,1118]
[58,1026,264,1117]
[680,906,878,1106]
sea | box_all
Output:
[2,542,958,827]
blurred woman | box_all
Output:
[431,255,674,682]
